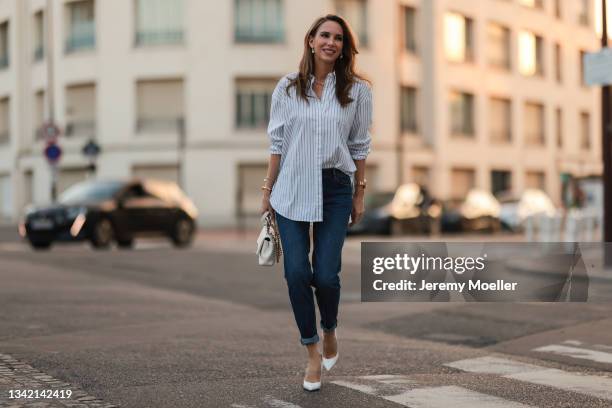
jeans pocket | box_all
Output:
[333,170,352,187]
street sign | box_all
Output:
[82,140,101,158]
[41,122,61,142]
[584,47,612,86]
[44,142,62,164]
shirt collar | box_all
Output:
[308,71,336,84]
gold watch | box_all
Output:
[356,179,367,189]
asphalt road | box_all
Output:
[1,234,612,408]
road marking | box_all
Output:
[360,374,415,384]
[333,375,534,407]
[385,385,533,408]
[534,344,612,364]
[262,395,303,408]
[563,340,583,346]
[446,356,612,401]
[331,380,377,394]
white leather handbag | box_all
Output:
[256,211,282,266]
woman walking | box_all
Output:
[260,14,372,391]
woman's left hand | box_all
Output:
[350,193,365,227]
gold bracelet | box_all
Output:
[261,185,272,192]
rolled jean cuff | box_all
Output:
[320,322,337,333]
[300,333,320,346]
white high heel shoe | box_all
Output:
[322,331,338,371]
[303,355,322,392]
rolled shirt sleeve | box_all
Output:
[267,77,289,155]
[347,83,372,160]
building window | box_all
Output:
[524,102,545,146]
[403,6,417,53]
[400,86,418,133]
[487,22,511,70]
[0,174,12,219]
[235,0,283,43]
[554,0,562,19]
[518,30,544,76]
[0,22,9,69]
[491,170,512,196]
[136,78,184,134]
[451,168,475,199]
[66,0,95,53]
[335,0,368,46]
[445,12,474,63]
[580,50,587,86]
[34,90,45,140]
[580,111,591,150]
[66,83,96,138]
[525,170,546,191]
[518,0,544,9]
[0,97,9,145]
[135,0,184,46]
[554,43,562,83]
[235,78,276,129]
[449,91,475,137]
[489,97,512,143]
[556,107,563,148]
[579,0,590,26]
[33,11,45,61]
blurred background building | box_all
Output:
[0,0,609,227]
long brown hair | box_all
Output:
[286,14,369,107]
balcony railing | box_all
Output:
[136,117,183,134]
[66,22,96,53]
[136,30,183,46]
[65,120,95,138]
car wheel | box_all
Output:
[116,238,134,249]
[90,218,114,249]
[29,240,51,250]
[171,217,194,248]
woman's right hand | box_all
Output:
[261,193,275,221]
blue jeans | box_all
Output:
[275,168,353,345]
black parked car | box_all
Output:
[22,179,198,250]
[347,184,441,236]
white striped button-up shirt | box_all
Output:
[268,71,372,222]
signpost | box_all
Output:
[41,121,60,142]
[44,140,62,202]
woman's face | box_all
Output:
[309,20,344,65]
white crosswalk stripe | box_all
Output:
[384,386,532,408]
[332,374,534,407]
[262,395,303,408]
[446,356,612,401]
[534,344,612,364]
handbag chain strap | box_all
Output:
[265,213,283,263]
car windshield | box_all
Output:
[59,181,124,204]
